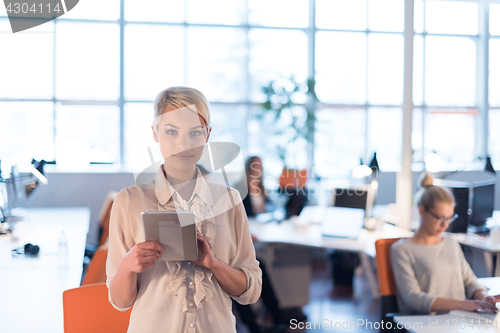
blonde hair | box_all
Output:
[152,86,211,129]
[415,173,455,209]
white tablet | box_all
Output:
[142,211,198,261]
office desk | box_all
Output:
[394,277,500,333]
[449,233,500,277]
[0,207,90,333]
[249,219,413,301]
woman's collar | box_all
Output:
[155,165,213,206]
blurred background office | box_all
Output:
[2,0,499,247]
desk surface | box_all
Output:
[449,233,500,253]
[249,219,413,257]
[394,277,500,333]
[0,207,90,333]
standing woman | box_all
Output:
[106,87,262,332]
[391,173,500,315]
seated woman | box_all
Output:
[242,156,269,217]
[391,173,500,315]
[234,156,287,333]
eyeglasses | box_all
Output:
[425,207,458,225]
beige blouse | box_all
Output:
[106,166,262,333]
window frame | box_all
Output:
[0,0,498,174]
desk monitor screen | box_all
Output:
[446,186,470,233]
[332,187,373,222]
[332,188,368,210]
[321,207,365,239]
[470,183,495,226]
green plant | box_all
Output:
[260,76,317,167]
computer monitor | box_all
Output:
[435,179,495,233]
[470,182,495,227]
[424,179,470,233]
[333,188,367,209]
[332,186,374,220]
[446,186,470,233]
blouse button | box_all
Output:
[187,262,192,265]
[189,281,193,286]
[189,303,194,307]
[190,323,195,328]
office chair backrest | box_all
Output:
[375,237,403,325]
[98,191,117,246]
[279,168,307,190]
[81,246,108,285]
[63,283,131,333]
[375,238,401,297]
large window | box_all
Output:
[490,3,500,168]
[0,0,499,178]
[413,0,479,168]
[0,10,121,171]
[314,0,499,177]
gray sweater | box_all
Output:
[390,237,485,315]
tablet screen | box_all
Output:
[142,211,198,261]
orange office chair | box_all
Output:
[63,283,132,333]
[81,245,108,285]
[375,238,403,331]
[279,168,307,190]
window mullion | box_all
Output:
[476,2,490,159]
[119,0,125,166]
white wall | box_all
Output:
[18,172,136,246]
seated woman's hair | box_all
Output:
[245,156,267,199]
[415,173,455,209]
[153,86,211,129]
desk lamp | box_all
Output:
[353,153,380,189]
[0,159,48,224]
[352,159,372,179]
[368,152,380,189]
[369,152,379,175]
[485,157,496,175]
[352,153,379,222]
[25,159,48,197]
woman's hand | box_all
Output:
[482,294,500,306]
[191,230,218,269]
[121,242,163,273]
[191,230,247,296]
[473,289,500,308]
[460,299,498,313]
